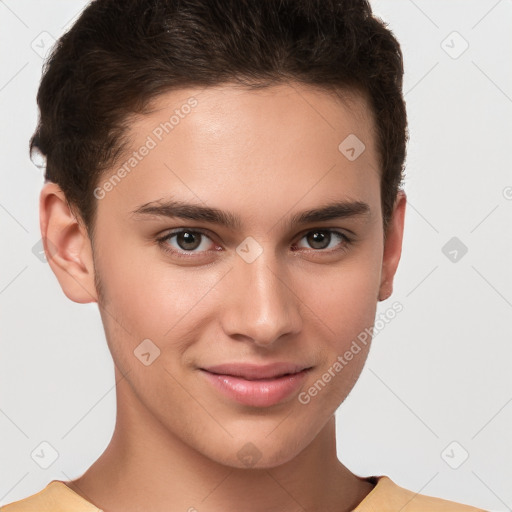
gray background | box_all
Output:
[1,1,511,511]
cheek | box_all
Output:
[95,239,228,355]
[298,242,382,398]
[298,277,378,413]
[308,249,382,342]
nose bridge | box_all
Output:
[222,241,302,346]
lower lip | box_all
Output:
[200,369,311,407]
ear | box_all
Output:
[39,182,98,304]
[378,190,406,302]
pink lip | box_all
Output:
[199,363,312,407]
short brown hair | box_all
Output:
[30,0,407,239]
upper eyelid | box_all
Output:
[294,226,352,239]
[158,227,216,242]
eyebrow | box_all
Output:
[130,198,371,230]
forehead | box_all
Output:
[96,82,381,229]
[140,82,376,154]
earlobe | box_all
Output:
[378,190,407,302]
[378,281,390,302]
[39,182,98,304]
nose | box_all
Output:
[220,248,303,348]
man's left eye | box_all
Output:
[295,229,351,252]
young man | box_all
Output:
[2,0,487,511]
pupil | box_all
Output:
[309,231,329,249]
[178,232,200,250]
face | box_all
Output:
[45,82,405,469]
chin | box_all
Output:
[201,431,311,470]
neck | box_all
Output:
[66,367,374,512]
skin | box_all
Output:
[40,82,406,512]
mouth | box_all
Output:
[199,363,313,407]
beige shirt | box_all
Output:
[0,475,487,511]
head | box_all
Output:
[34,0,407,468]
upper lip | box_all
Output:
[201,362,312,380]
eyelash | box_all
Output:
[155,228,353,259]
